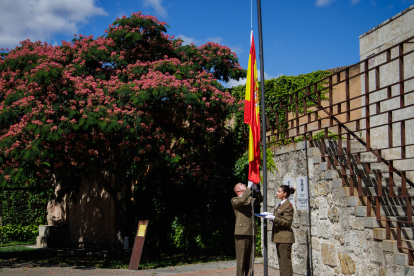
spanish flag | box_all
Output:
[244,32,261,184]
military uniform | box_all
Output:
[271,199,295,276]
[231,188,263,276]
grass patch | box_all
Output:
[0,246,37,253]
[0,246,234,270]
[0,241,35,248]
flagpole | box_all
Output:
[256,0,268,275]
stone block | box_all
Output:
[38,225,51,237]
[349,217,364,230]
[332,225,344,245]
[364,217,385,228]
[332,178,342,188]
[338,253,356,274]
[313,155,321,164]
[363,264,380,276]
[347,196,367,207]
[325,170,338,180]
[321,242,338,267]
[382,265,405,276]
[36,236,48,248]
[315,220,331,239]
[314,181,329,197]
[319,198,328,220]
[394,252,408,266]
[319,162,327,171]
[373,228,386,240]
[310,198,319,210]
[312,237,321,251]
[36,225,69,248]
[405,266,414,276]
[383,240,397,253]
[328,206,340,223]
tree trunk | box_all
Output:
[113,196,126,258]
[113,175,129,258]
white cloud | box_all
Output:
[229,45,243,55]
[0,0,107,49]
[316,0,333,6]
[351,0,362,4]
[177,34,201,46]
[258,70,282,81]
[142,0,167,17]
[206,37,223,44]
[225,78,246,88]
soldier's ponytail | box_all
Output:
[280,184,296,198]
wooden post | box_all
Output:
[128,220,149,270]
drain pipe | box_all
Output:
[304,141,314,276]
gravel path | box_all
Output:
[0,258,302,276]
[0,247,302,276]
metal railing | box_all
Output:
[265,35,414,265]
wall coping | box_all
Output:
[359,4,414,39]
[272,141,310,156]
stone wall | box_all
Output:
[262,142,310,275]
[261,141,403,275]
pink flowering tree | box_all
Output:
[0,12,245,252]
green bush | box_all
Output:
[0,224,38,242]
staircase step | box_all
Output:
[312,140,367,152]
[395,251,409,266]
[373,227,414,240]
[356,205,412,217]
[340,176,406,189]
[347,196,368,206]
[364,216,386,228]
[335,185,414,198]
[405,266,414,276]
[332,178,342,188]
[338,187,360,197]
[334,163,390,173]
[347,195,411,207]
[364,216,413,228]
[383,239,414,254]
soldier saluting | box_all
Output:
[231,181,263,276]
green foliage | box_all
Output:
[1,190,47,227]
[270,130,345,146]
[233,148,277,184]
[255,218,261,256]
[0,224,39,242]
[230,71,331,149]
[0,240,34,247]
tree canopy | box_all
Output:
[0,12,246,251]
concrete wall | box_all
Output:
[359,4,414,181]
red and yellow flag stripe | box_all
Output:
[244,33,261,184]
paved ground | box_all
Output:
[0,258,302,276]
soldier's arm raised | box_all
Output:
[254,190,263,205]
[231,188,252,209]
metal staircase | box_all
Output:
[265,35,414,269]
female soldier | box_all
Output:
[265,185,296,276]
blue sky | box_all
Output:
[1,0,413,87]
